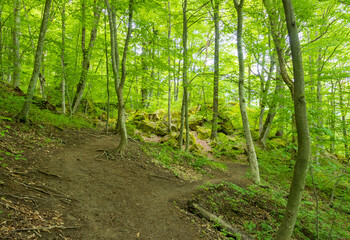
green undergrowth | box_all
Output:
[194,182,349,240]
[0,89,94,130]
[141,141,227,179]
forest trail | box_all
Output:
[35,131,250,240]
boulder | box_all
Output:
[197,126,211,140]
[219,120,235,135]
[189,116,204,131]
[189,105,200,115]
[177,131,196,145]
[149,109,166,121]
[133,112,147,122]
[190,142,204,153]
[155,123,167,137]
[138,120,156,133]
[170,123,178,132]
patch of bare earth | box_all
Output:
[1,127,251,239]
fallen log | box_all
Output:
[188,202,254,240]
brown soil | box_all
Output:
[0,127,251,240]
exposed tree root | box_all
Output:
[35,168,61,178]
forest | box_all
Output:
[0,0,349,239]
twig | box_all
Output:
[16,225,83,232]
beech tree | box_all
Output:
[16,0,52,122]
[234,0,261,185]
[72,0,102,114]
[211,0,220,139]
[12,0,21,88]
[104,0,134,154]
[275,0,311,238]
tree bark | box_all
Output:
[17,0,52,122]
[234,0,261,185]
[116,0,133,154]
[104,0,133,154]
[0,4,3,82]
[61,2,67,114]
[263,0,294,99]
[72,0,101,114]
[38,61,46,100]
[339,80,349,161]
[275,0,311,239]
[12,0,21,87]
[211,0,220,140]
[258,66,283,149]
[167,0,172,133]
[179,0,189,151]
[104,14,110,133]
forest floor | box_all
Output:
[0,125,252,240]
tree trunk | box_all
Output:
[188,202,254,240]
[140,44,149,108]
[72,0,101,114]
[12,0,21,87]
[258,66,283,148]
[211,0,220,140]
[0,4,3,82]
[180,0,189,151]
[105,0,133,154]
[178,92,185,148]
[330,81,336,154]
[234,0,261,185]
[275,0,311,239]
[61,2,67,114]
[104,14,110,133]
[116,0,133,154]
[263,0,294,99]
[258,54,275,136]
[24,4,47,100]
[167,0,172,133]
[17,0,52,122]
[38,65,46,100]
[339,80,349,161]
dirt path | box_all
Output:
[36,132,250,240]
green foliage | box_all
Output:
[142,142,226,174]
[195,181,349,239]
[0,88,94,130]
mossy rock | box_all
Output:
[166,138,178,148]
[171,111,181,120]
[160,131,178,143]
[219,120,235,135]
[190,142,204,153]
[170,123,178,132]
[189,116,204,131]
[133,112,148,122]
[177,131,196,145]
[149,109,166,121]
[189,105,201,115]
[155,123,167,137]
[197,126,211,140]
[138,120,156,133]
